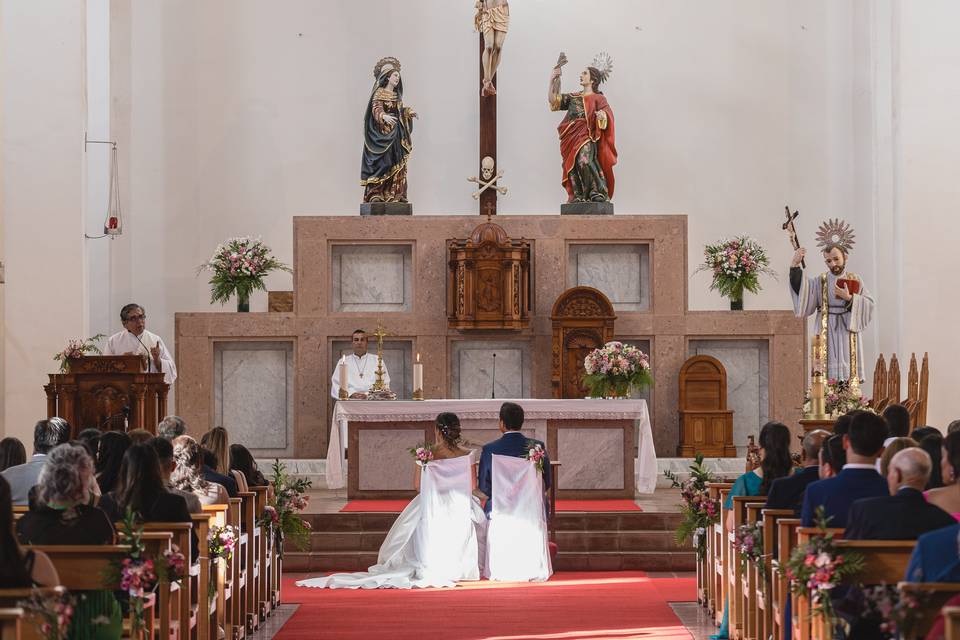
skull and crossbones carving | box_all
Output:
[467,156,508,200]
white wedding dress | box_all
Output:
[297,452,487,589]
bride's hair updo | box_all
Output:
[435,413,462,449]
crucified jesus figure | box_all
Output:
[475,0,509,96]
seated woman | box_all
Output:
[170,436,230,506]
[99,443,199,563]
[712,421,793,640]
[0,475,59,587]
[16,443,122,639]
[297,413,486,589]
[0,436,26,472]
[202,427,248,492]
[923,430,960,520]
[95,431,131,495]
[229,444,272,499]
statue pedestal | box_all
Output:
[560,201,614,215]
[799,418,834,434]
[360,202,413,216]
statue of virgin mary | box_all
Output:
[361,57,418,203]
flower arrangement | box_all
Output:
[263,459,313,552]
[156,546,187,584]
[664,454,720,559]
[408,444,435,466]
[803,378,873,417]
[526,441,547,473]
[53,334,105,372]
[17,589,75,640]
[197,237,290,311]
[857,584,924,639]
[208,525,237,562]
[774,506,864,624]
[735,521,765,576]
[582,341,653,399]
[695,236,775,308]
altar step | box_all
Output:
[283,511,695,573]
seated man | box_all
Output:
[801,411,889,528]
[905,520,960,582]
[765,429,830,514]
[1,418,70,506]
[845,447,955,539]
[478,402,551,517]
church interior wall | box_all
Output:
[3,1,960,440]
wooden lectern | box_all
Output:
[44,355,169,436]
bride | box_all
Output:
[297,412,486,589]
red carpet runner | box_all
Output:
[276,572,695,639]
[340,499,642,513]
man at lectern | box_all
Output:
[104,303,178,384]
[330,329,389,400]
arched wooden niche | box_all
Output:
[677,355,736,457]
[550,287,616,399]
[447,221,531,330]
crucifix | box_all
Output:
[475,0,509,216]
[782,205,806,268]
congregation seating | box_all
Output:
[696,494,960,640]
[7,492,280,640]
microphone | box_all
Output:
[491,353,497,399]
[129,330,153,373]
[99,405,131,431]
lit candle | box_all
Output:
[338,353,349,400]
[413,352,424,400]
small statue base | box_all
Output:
[560,201,614,215]
[360,202,413,216]
[366,388,397,401]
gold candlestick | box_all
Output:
[371,320,389,392]
[807,334,827,419]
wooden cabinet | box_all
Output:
[678,355,736,457]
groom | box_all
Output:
[478,401,552,517]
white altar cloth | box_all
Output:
[325,398,657,494]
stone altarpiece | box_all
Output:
[175,214,804,459]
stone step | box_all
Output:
[305,529,686,553]
[283,549,696,573]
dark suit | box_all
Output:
[905,523,960,583]
[478,431,551,517]
[800,466,888,529]
[203,465,238,497]
[845,487,956,540]
[765,465,821,514]
[100,490,200,563]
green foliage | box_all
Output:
[197,237,291,306]
[665,454,719,559]
[695,236,776,302]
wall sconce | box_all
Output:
[84,132,123,238]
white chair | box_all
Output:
[485,454,553,582]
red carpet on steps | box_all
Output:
[276,572,695,639]
[340,499,642,513]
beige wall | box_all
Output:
[1,1,87,443]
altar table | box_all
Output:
[325,399,656,499]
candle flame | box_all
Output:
[417,352,420,362]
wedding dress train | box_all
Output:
[296,452,486,589]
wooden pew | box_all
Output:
[729,496,766,640]
[0,609,23,640]
[945,606,960,640]
[705,482,731,617]
[713,483,734,626]
[203,504,230,640]
[250,485,272,621]
[741,502,764,640]
[238,491,259,634]
[140,522,196,640]
[791,527,843,640]
[190,511,215,640]
[0,588,67,640]
[897,582,960,640]
[758,509,794,640]
[227,497,246,640]
[772,518,801,640]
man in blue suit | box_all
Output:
[905,522,960,583]
[765,429,830,514]
[478,402,551,517]
[800,411,889,528]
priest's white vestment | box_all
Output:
[104,329,177,384]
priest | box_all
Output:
[330,328,390,400]
[104,303,177,384]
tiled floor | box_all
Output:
[671,602,718,640]
[247,605,298,640]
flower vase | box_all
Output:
[729,297,743,311]
[236,292,250,313]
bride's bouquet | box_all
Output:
[409,444,435,466]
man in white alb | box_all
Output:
[104,303,178,385]
[330,329,390,400]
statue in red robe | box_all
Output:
[548,52,617,203]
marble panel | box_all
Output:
[331,340,412,399]
[567,244,650,311]
[459,419,547,451]
[214,341,294,456]
[331,244,412,312]
[557,428,625,490]
[357,429,423,490]
[689,339,769,455]
[450,340,531,399]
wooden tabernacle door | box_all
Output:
[678,355,736,457]
[550,287,616,399]
[44,355,169,436]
